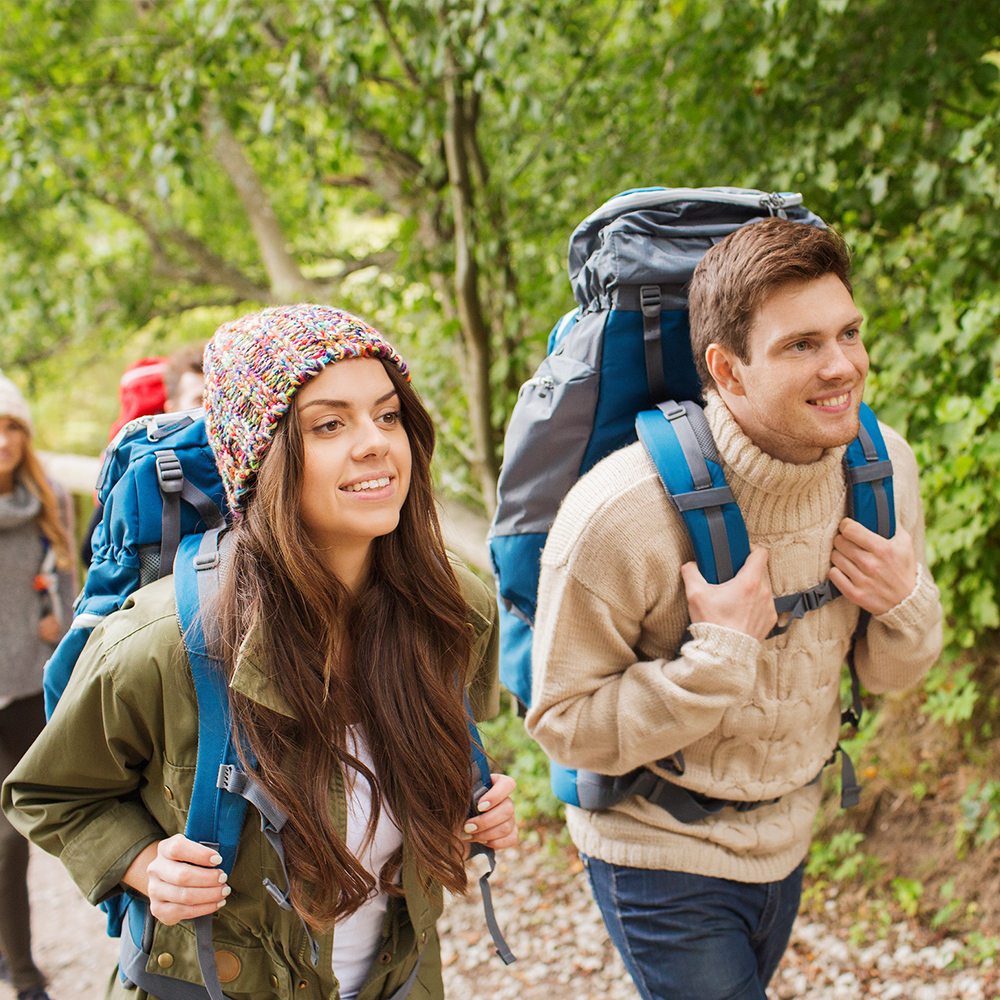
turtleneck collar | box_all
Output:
[704,391,848,535]
[0,478,41,531]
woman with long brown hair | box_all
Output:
[0,372,74,1000]
[3,307,515,1000]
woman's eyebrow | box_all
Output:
[300,389,398,410]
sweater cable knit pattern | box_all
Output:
[527,392,942,883]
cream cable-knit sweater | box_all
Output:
[527,393,942,883]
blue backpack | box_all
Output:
[488,186,895,819]
[45,411,513,1000]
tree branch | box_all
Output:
[202,104,313,301]
[372,0,423,88]
[322,174,373,188]
[510,0,626,182]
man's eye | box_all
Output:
[793,341,810,352]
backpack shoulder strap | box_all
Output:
[635,400,750,584]
[843,402,895,539]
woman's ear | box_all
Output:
[704,343,747,397]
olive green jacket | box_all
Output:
[2,559,500,1000]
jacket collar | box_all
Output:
[229,620,297,719]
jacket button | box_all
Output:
[156,953,174,969]
[270,975,279,989]
[378,951,392,965]
[163,785,174,801]
[214,950,241,983]
[465,623,476,636]
[298,980,309,990]
[421,930,427,944]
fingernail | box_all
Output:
[221,885,231,897]
[209,854,223,866]
[218,872,228,884]
[478,800,491,811]
[464,821,477,833]
[459,832,471,841]
[216,899,227,909]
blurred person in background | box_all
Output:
[0,372,75,1000]
[162,342,205,413]
[80,345,205,567]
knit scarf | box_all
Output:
[0,479,41,531]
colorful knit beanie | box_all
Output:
[0,372,33,436]
[204,304,409,512]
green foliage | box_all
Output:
[962,930,999,966]
[929,878,966,930]
[921,662,980,727]
[479,694,564,824]
[891,876,924,918]
[956,779,1000,854]
[805,829,876,882]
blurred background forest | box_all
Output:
[2,0,1000,949]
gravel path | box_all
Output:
[4,842,994,1000]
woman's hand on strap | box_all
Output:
[461,774,518,852]
[122,834,231,925]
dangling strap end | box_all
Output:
[838,744,862,809]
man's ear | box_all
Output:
[705,344,746,396]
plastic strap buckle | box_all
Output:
[263,878,294,910]
[217,764,248,796]
[639,285,661,317]
[194,550,221,571]
[154,451,184,494]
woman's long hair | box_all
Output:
[215,360,474,929]
[15,430,73,570]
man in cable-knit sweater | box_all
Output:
[526,218,942,1000]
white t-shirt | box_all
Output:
[332,728,404,1000]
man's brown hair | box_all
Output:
[688,218,853,389]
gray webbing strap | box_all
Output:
[467,844,516,965]
[640,285,666,403]
[669,486,737,512]
[853,423,892,537]
[387,949,424,1000]
[119,907,233,1000]
[217,765,320,967]
[835,744,862,808]
[629,767,823,825]
[193,914,227,1000]
[182,480,227,530]
[156,450,184,580]
[156,452,226,580]
[659,402,735,582]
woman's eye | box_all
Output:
[379,410,401,426]
[319,419,342,433]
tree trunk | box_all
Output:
[442,63,499,513]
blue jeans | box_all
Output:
[583,855,804,1000]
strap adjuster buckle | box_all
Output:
[639,285,661,317]
[193,550,220,571]
[155,452,184,494]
